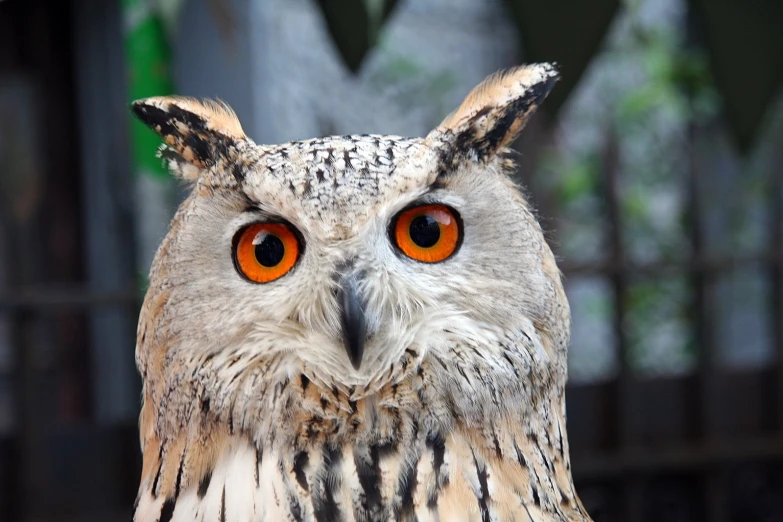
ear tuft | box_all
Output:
[131,96,247,169]
[429,63,559,161]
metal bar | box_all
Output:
[762,115,783,514]
[601,128,628,437]
[684,27,729,510]
[771,126,783,432]
[12,310,34,522]
[571,433,783,479]
[0,287,138,311]
[687,130,711,406]
[76,0,145,424]
[688,127,726,522]
[559,251,783,277]
[0,226,22,521]
[601,127,645,522]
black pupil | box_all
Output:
[254,234,285,267]
[409,215,440,248]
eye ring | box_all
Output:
[391,204,462,263]
[232,222,302,283]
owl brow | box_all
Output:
[239,207,280,222]
[428,176,450,191]
[415,177,456,203]
[238,192,261,213]
[236,201,299,231]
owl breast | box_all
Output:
[135,422,587,522]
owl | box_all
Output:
[130,63,591,522]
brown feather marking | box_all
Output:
[411,443,436,521]
[138,394,156,452]
[141,424,162,490]
[138,417,231,506]
[156,435,186,499]
[181,426,231,495]
[437,434,480,521]
[136,288,171,377]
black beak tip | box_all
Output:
[348,348,363,370]
[339,274,367,371]
[343,323,365,370]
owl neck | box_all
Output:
[134,366,589,521]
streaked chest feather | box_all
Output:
[133,328,588,521]
[134,427,588,522]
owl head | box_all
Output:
[133,64,566,435]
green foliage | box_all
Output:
[553,153,602,207]
[366,47,457,127]
[541,1,728,376]
[615,25,718,125]
[625,276,696,375]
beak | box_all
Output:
[338,273,367,370]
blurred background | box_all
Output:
[0,0,782,520]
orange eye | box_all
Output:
[233,223,301,283]
[392,204,462,263]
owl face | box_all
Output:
[134,63,566,397]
